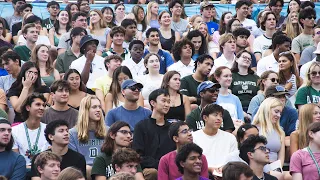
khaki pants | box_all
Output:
[142,168,158,180]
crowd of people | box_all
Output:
[1,0,320,179]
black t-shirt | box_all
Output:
[30,148,87,177]
[12,22,22,37]
[253,173,278,180]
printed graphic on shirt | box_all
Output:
[106,164,115,177]
[233,81,257,94]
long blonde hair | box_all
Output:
[298,104,320,149]
[305,62,320,86]
[89,9,107,34]
[252,97,285,139]
[284,11,303,40]
[76,95,107,143]
[146,2,158,25]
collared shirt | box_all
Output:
[122,58,145,81]
[257,53,279,76]
[56,49,83,73]
[70,54,107,89]
[214,54,236,69]
[102,48,130,61]
[167,60,195,78]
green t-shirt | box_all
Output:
[91,152,142,179]
[13,45,31,62]
[186,107,235,132]
[55,49,82,73]
[180,75,206,105]
[295,86,320,105]
[230,72,259,109]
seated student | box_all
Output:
[109,172,135,180]
[133,89,176,179]
[0,118,26,179]
[57,167,85,180]
[42,1,60,30]
[34,151,61,180]
[193,104,238,176]
[213,33,236,69]
[175,143,209,180]
[168,0,189,36]
[240,135,278,180]
[186,81,235,133]
[30,120,86,180]
[106,79,151,131]
[158,121,209,180]
[91,121,144,180]
[111,148,140,176]
[222,162,254,180]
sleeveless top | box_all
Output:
[285,74,298,98]
[54,33,59,47]
[159,29,175,52]
[41,73,55,87]
[258,126,281,162]
[112,100,125,109]
[165,94,185,122]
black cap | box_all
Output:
[80,35,99,54]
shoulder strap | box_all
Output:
[180,93,183,104]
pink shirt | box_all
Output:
[158,151,209,180]
[290,148,320,180]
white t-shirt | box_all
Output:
[253,34,272,56]
[12,122,49,165]
[17,35,51,46]
[122,58,146,81]
[137,75,163,100]
[241,18,258,33]
[257,53,279,76]
[300,58,316,80]
[167,60,195,78]
[193,129,238,168]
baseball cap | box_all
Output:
[0,117,11,126]
[197,81,221,95]
[265,85,289,98]
[200,1,214,10]
[121,79,143,90]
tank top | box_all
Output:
[286,74,298,98]
[258,126,281,162]
[165,94,185,122]
[159,29,175,52]
[41,73,55,87]
[54,33,59,47]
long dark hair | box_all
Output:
[225,18,240,34]
[65,3,79,21]
[101,6,116,28]
[186,30,207,55]
[218,12,232,35]
[278,52,300,86]
[231,50,255,75]
[101,121,131,156]
[54,10,72,36]
[63,69,87,92]
[109,66,132,107]
[132,5,147,32]
[161,70,181,93]
[9,61,42,93]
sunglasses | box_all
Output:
[253,146,270,153]
[117,130,133,136]
[267,78,279,83]
[306,16,316,20]
[127,86,142,91]
[310,71,320,76]
[204,87,219,93]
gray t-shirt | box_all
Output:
[41,107,79,128]
[300,45,316,65]
[5,15,22,31]
[171,18,189,36]
[69,128,105,165]
[292,33,313,55]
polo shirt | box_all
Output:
[213,54,236,69]
[56,49,83,73]
[122,58,145,80]
[256,53,278,76]
[102,48,130,61]
[241,18,258,33]
[13,45,31,62]
[144,49,174,74]
[70,54,107,89]
[167,60,195,78]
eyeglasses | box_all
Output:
[127,86,142,92]
[306,16,316,20]
[253,146,270,153]
[310,71,320,76]
[241,55,252,61]
[267,78,279,83]
[50,6,59,9]
[205,87,219,93]
[118,130,133,136]
[179,129,193,134]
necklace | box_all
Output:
[24,122,41,159]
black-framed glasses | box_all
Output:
[179,129,193,134]
[253,146,270,153]
[127,86,142,92]
[117,130,133,136]
[310,71,320,76]
[205,87,219,93]
[241,55,252,61]
[267,78,279,83]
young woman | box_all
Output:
[215,66,244,121]
[114,3,126,26]
[8,62,50,123]
[230,50,259,112]
[290,122,320,180]
[146,2,160,28]
[0,18,12,46]
[189,15,203,31]
[65,3,79,20]
[132,5,148,37]
[158,11,180,52]
[101,6,116,28]
[89,9,108,48]
[278,51,303,98]
[252,97,285,170]
[212,12,233,46]
[283,11,303,40]
[69,95,107,177]
[161,71,191,122]
[186,30,207,60]
[91,121,144,180]
[287,0,301,15]
[105,66,143,113]
[195,22,215,59]
[64,69,87,110]
[295,62,320,110]
[30,44,60,87]
[290,104,320,156]
[49,10,71,47]
[57,167,85,180]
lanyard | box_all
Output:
[307,147,320,177]
[24,122,41,158]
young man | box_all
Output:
[144,28,174,74]
[186,81,235,133]
[102,26,130,60]
[268,0,285,29]
[5,0,25,31]
[222,162,254,180]
[30,120,87,179]
[200,1,218,35]
[111,148,141,176]
[106,79,152,131]
[13,23,38,62]
[94,55,122,112]
[175,143,209,180]
[121,40,145,80]
[180,54,213,105]
[12,93,49,166]
[55,27,87,76]
[168,39,195,78]
[0,118,26,179]
[114,19,137,50]
[133,89,176,179]
[253,11,277,61]
[235,0,257,34]
[193,104,238,174]
[42,1,60,30]
[300,26,320,66]
[78,0,91,18]
[41,80,78,127]
[34,151,61,180]
[70,35,107,90]
[300,42,320,79]
[158,121,209,180]
[292,8,316,64]
[257,34,291,76]
[12,3,32,43]
[213,33,236,69]
[239,135,277,180]
[169,0,189,36]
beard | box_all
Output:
[0,141,9,148]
